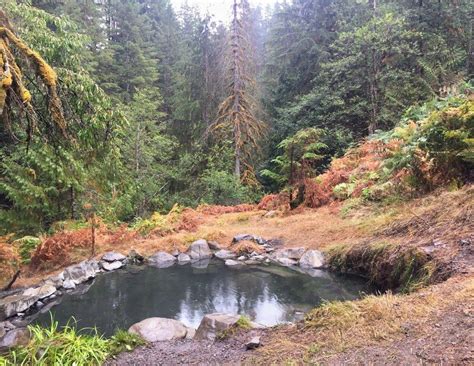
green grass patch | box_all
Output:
[0,317,146,366]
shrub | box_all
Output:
[13,236,41,264]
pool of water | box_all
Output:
[34,260,370,336]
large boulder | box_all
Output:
[0,284,56,320]
[215,250,236,260]
[102,252,126,262]
[194,313,241,341]
[299,250,325,268]
[62,260,99,286]
[0,327,30,353]
[148,252,176,268]
[187,240,212,260]
[128,318,188,342]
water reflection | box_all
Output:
[35,260,369,336]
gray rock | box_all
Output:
[128,318,187,342]
[102,251,126,262]
[232,234,266,245]
[237,256,247,261]
[43,273,64,288]
[245,336,261,350]
[62,260,99,286]
[62,279,76,290]
[0,327,30,352]
[225,259,243,266]
[185,327,196,339]
[194,313,241,341]
[215,250,236,260]
[101,260,123,271]
[148,252,176,268]
[252,255,266,261]
[187,239,212,260]
[177,253,191,264]
[208,241,222,250]
[277,258,298,267]
[0,284,56,320]
[191,259,210,269]
[275,247,306,260]
[299,250,325,268]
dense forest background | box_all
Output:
[0,0,472,235]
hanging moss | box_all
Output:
[0,25,66,135]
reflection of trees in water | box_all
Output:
[35,261,368,336]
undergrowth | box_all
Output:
[0,318,145,366]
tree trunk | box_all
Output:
[232,0,241,178]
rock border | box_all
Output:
[0,236,327,351]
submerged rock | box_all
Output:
[277,258,298,267]
[225,259,243,267]
[187,239,212,260]
[128,317,187,342]
[102,251,126,263]
[148,252,176,268]
[299,250,325,268]
[215,250,236,260]
[101,260,123,271]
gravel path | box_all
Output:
[105,330,263,366]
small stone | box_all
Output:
[265,247,275,253]
[128,250,145,263]
[62,279,76,290]
[185,327,196,339]
[208,241,222,250]
[253,255,266,261]
[264,210,278,218]
[177,253,191,264]
[215,250,236,260]
[245,336,261,350]
[225,259,243,266]
[102,251,126,262]
[101,260,123,271]
[237,256,246,261]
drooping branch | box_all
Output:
[0,10,67,137]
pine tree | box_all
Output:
[210,0,265,183]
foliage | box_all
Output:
[108,330,146,355]
[0,235,20,288]
[4,320,109,366]
[0,318,146,365]
[13,236,41,264]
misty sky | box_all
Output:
[170,0,278,22]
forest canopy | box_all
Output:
[0,0,472,235]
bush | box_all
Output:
[13,236,41,264]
